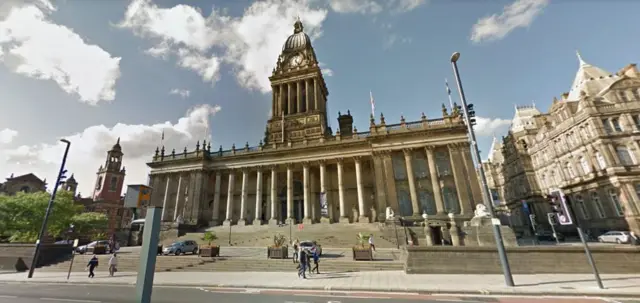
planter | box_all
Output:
[267,246,288,259]
[199,246,220,257]
[352,246,373,261]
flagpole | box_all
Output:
[445,78,455,110]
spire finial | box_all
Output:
[116,137,120,144]
[293,15,303,33]
[576,50,586,65]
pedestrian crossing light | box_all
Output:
[547,191,573,226]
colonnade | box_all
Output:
[272,78,321,116]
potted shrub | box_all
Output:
[267,234,288,259]
[352,232,373,261]
[198,231,220,258]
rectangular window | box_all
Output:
[611,118,623,132]
[590,192,606,218]
[633,115,640,131]
[608,189,625,217]
[574,194,590,220]
[601,118,613,134]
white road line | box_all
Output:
[40,298,101,303]
[294,294,392,299]
[0,295,17,299]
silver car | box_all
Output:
[299,240,322,256]
[598,231,631,244]
[163,240,199,255]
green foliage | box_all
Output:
[93,233,108,240]
[202,231,218,246]
[72,212,109,239]
[272,234,286,248]
[0,190,107,242]
[356,232,370,247]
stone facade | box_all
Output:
[0,173,47,195]
[146,21,484,228]
[483,53,640,234]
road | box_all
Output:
[0,283,636,303]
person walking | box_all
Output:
[311,248,320,274]
[292,239,299,263]
[86,255,99,278]
[298,248,308,279]
[630,231,639,246]
[369,234,376,251]
[108,253,118,276]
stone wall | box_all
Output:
[0,243,73,272]
[405,245,640,274]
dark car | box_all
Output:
[537,231,564,242]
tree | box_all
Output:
[71,212,109,238]
[0,190,105,242]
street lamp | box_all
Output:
[28,139,71,279]
[449,52,515,287]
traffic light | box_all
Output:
[466,103,476,126]
[58,169,68,185]
[547,191,573,226]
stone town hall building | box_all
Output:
[147,21,484,227]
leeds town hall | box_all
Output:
[147,21,483,227]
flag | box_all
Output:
[369,91,375,116]
[445,79,451,96]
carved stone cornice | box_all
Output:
[424,145,437,151]
[402,148,413,157]
[336,157,344,165]
[302,161,311,168]
[353,156,363,163]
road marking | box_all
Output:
[40,298,101,303]
[0,295,17,299]
[294,294,392,299]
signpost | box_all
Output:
[546,213,560,244]
[66,239,79,280]
[548,189,603,289]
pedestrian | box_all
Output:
[311,248,320,274]
[86,255,99,278]
[369,234,376,251]
[307,249,313,275]
[298,248,308,279]
[108,253,118,277]
[292,239,299,263]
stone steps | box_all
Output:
[40,254,403,273]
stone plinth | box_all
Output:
[460,216,518,247]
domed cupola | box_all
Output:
[282,19,311,53]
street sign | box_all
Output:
[73,239,79,248]
[124,184,153,208]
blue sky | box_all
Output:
[1,0,639,195]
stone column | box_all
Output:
[188,170,205,225]
[426,146,446,215]
[184,172,197,223]
[355,157,369,223]
[448,213,461,246]
[287,83,293,114]
[269,167,279,226]
[287,165,294,224]
[297,81,302,113]
[173,174,183,221]
[254,168,263,226]
[313,78,318,111]
[459,144,482,204]
[279,85,285,115]
[319,161,331,223]
[305,79,310,112]
[238,169,249,226]
[337,158,348,223]
[303,163,312,224]
[382,153,399,212]
[223,171,235,226]
[373,153,388,222]
[403,149,420,216]
[606,144,619,166]
[310,170,317,222]
[210,171,222,226]
[161,175,171,221]
[271,86,276,117]
[448,144,471,215]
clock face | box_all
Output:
[290,55,303,67]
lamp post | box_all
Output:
[28,139,71,279]
[449,52,514,287]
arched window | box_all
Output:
[615,146,635,166]
[579,156,591,174]
[607,189,625,216]
[595,152,607,169]
[573,194,590,219]
[590,192,606,218]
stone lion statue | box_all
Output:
[175,215,184,224]
[473,204,491,218]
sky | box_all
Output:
[1,0,639,197]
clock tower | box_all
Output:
[265,19,330,144]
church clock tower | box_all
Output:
[265,19,330,144]
[92,138,126,202]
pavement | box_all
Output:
[2,270,639,299]
[0,283,635,303]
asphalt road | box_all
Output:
[0,283,636,303]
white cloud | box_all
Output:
[470,0,549,44]
[0,104,221,196]
[474,117,511,137]
[0,128,18,144]
[118,0,329,93]
[327,0,426,14]
[318,62,333,77]
[169,88,190,98]
[0,0,121,105]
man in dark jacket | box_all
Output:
[298,249,308,279]
[87,255,99,278]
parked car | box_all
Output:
[162,240,199,255]
[299,240,322,256]
[536,231,564,242]
[598,231,631,244]
[76,240,110,254]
